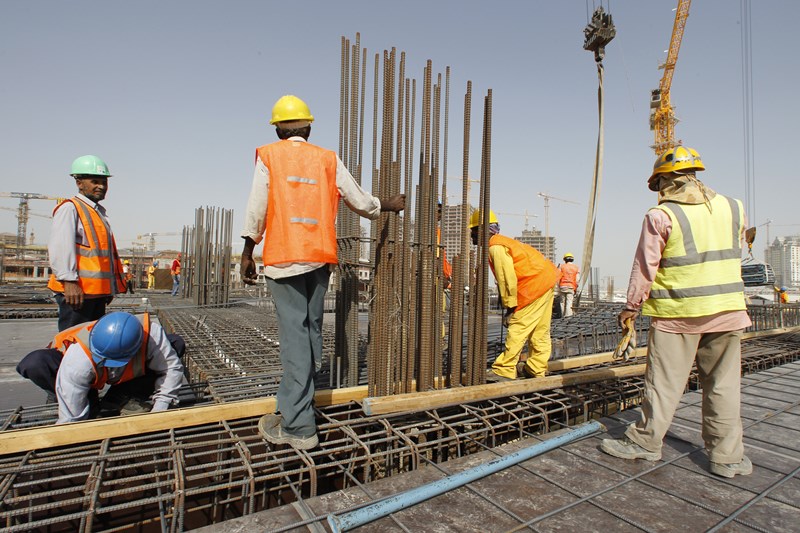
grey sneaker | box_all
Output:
[258,414,318,450]
[709,456,752,478]
[600,437,662,461]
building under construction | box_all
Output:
[2,13,800,533]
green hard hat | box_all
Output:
[70,155,112,177]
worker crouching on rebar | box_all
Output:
[600,146,754,479]
[16,312,186,424]
[240,95,405,451]
[471,210,559,383]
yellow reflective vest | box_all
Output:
[642,194,746,318]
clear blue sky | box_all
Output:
[1,1,796,287]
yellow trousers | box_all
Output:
[147,274,155,289]
[492,289,554,379]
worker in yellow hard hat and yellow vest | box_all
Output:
[470,210,559,382]
[240,95,406,450]
[601,145,754,479]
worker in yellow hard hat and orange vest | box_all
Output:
[48,155,127,331]
[122,259,135,294]
[470,209,559,382]
[240,95,406,450]
[557,253,580,317]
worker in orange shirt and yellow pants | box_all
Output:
[471,210,559,382]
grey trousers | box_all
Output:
[626,328,745,464]
[267,266,330,437]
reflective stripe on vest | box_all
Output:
[488,234,559,309]
[257,140,340,266]
[642,195,747,318]
[47,197,126,295]
[51,313,150,389]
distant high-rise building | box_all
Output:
[765,235,800,288]
[516,227,556,263]
[441,203,470,260]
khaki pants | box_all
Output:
[492,289,554,379]
[626,328,744,464]
[558,286,575,317]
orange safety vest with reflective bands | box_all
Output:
[256,140,340,265]
[489,234,559,309]
[558,263,579,290]
[47,197,126,295]
[50,313,150,390]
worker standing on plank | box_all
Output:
[147,261,157,290]
[556,253,580,317]
[240,95,405,450]
[16,312,185,423]
[48,155,127,331]
[601,145,754,479]
[471,210,559,382]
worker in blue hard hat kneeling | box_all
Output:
[16,312,186,424]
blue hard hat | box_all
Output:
[781,286,788,292]
[89,312,143,368]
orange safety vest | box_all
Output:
[50,313,149,390]
[437,227,453,281]
[558,263,579,290]
[47,197,126,296]
[489,234,559,309]
[256,140,340,266]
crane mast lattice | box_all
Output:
[650,0,691,155]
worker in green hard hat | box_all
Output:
[48,155,127,331]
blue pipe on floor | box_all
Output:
[327,420,604,532]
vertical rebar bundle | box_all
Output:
[337,34,494,397]
[182,206,233,306]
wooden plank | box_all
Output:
[0,385,370,456]
[362,364,647,416]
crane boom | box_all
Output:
[650,0,691,155]
[1,192,62,257]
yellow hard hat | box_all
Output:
[468,209,498,229]
[564,253,574,259]
[123,259,130,264]
[650,145,705,185]
[270,95,314,125]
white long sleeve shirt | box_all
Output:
[48,193,120,296]
[55,321,184,423]
[241,137,382,279]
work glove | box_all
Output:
[614,316,637,361]
[502,306,516,328]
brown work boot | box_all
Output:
[486,369,515,383]
[258,414,318,450]
[521,366,545,379]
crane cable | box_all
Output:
[578,58,605,302]
[740,0,756,227]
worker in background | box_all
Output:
[557,253,580,317]
[601,146,754,479]
[48,155,127,331]
[471,210,559,382]
[437,201,453,288]
[123,259,135,294]
[170,253,181,296]
[147,261,157,290]
[776,286,789,304]
[240,95,405,450]
[16,312,185,423]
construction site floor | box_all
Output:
[194,361,800,533]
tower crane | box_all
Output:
[495,210,538,231]
[537,192,579,262]
[0,192,62,257]
[649,0,691,155]
[137,232,180,252]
